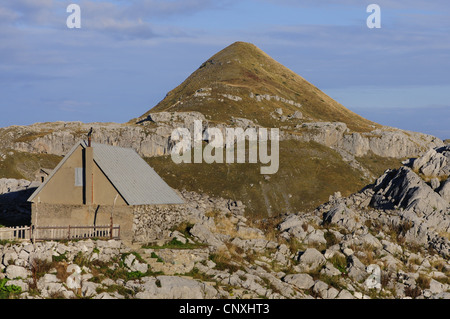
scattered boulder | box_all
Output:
[189,224,226,250]
[438,179,450,202]
[283,273,315,290]
[5,265,30,279]
[296,248,326,272]
[124,253,148,273]
[323,202,360,231]
[412,147,449,178]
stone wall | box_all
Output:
[132,204,187,243]
[132,190,246,244]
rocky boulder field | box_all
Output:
[1,145,449,299]
[0,185,450,299]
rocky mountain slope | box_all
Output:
[0,145,448,300]
[0,146,450,299]
[1,148,449,299]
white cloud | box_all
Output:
[0,6,19,24]
[124,0,219,18]
[1,0,63,26]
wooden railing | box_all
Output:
[33,224,120,241]
[0,224,120,242]
[0,226,32,241]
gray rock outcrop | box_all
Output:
[286,122,444,159]
[0,111,444,162]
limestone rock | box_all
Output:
[189,224,226,250]
[347,256,367,282]
[412,147,449,178]
[304,229,327,245]
[336,289,355,299]
[312,280,329,299]
[136,276,218,299]
[5,265,30,279]
[323,202,360,231]
[438,179,450,202]
[296,248,326,271]
[283,273,315,290]
[66,264,82,290]
[124,253,148,273]
[371,167,448,215]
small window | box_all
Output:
[75,167,84,186]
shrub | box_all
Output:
[416,274,431,290]
[29,258,53,288]
[73,252,90,268]
[126,271,147,280]
[209,251,241,273]
[324,231,339,247]
[404,286,422,299]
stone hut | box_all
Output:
[35,168,52,183]
[27,139,184,242]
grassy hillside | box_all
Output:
[0,150,61,180]
[138,42,379,133]
[146,140,375,217]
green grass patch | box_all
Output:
[142,238,207,250]
[0,149,61,180]
[209,253,242,273]
[330,254,348,275]
[356,151,403,178]
[150,252,164,263]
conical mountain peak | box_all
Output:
[139,42,379,132]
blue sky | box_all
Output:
[0,0,449,139]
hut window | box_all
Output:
[75,167,84,186]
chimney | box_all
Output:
[84,128,94,205]
[87,127,93,147]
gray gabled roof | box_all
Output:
[28,141,184,206]
[88,141,184,205]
